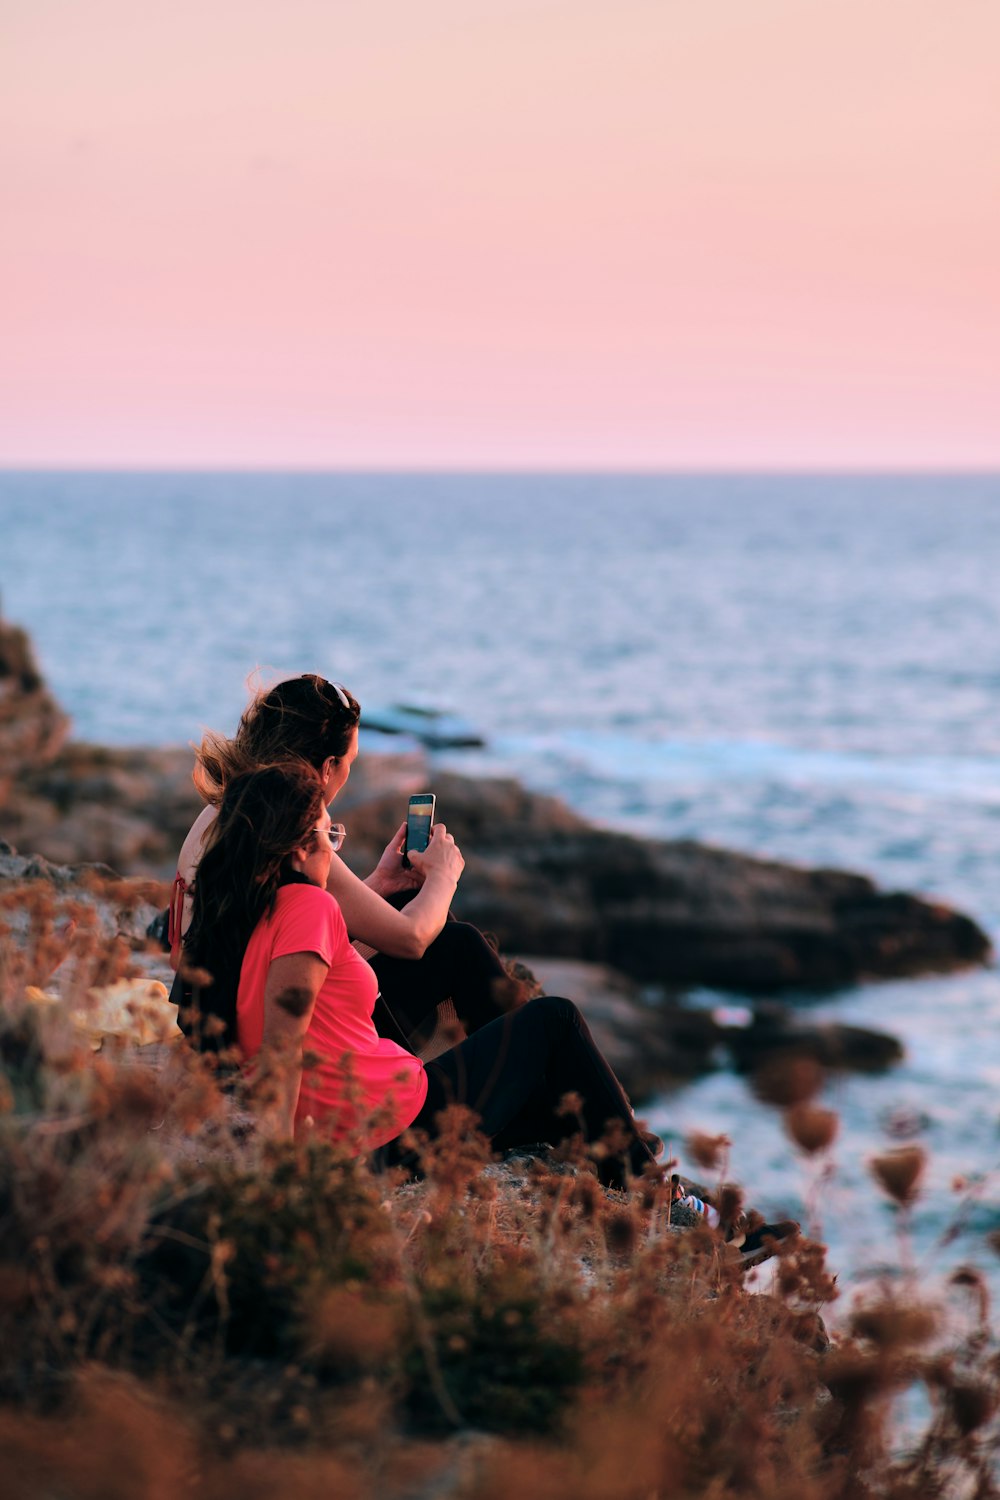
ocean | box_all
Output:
[2,470,998,1317]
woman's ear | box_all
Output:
[320,756,337,793]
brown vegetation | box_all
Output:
[1,875,998,1499]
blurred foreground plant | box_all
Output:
[0,878,997,1498]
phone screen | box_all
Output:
[405,794,435,855]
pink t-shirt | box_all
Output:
[237,883,428,1150]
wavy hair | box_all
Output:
[182,761,326,1049]
[193,674,361,806]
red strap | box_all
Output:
[168,873,187,963]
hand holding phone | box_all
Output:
[402,793,435,867]
[407,819,464,889]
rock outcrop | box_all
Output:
[0,613,70,785]
[338,772,992,993]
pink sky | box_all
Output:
[1,0,998,468]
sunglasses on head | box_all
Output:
[301,675,351,712]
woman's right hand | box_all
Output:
[406,822,465,888]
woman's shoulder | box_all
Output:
[270,881,349,959]
[274,880,347,930]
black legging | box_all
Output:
[386,996,658,1189]
[370,919,512,1051]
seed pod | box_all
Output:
[870,1145,926,1206]
[785,1103,839,1155]
[949,1381,996,1435]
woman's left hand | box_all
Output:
[369,822,423,897]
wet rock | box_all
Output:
[726,1003,904,1077]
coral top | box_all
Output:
[236,883,427,1150]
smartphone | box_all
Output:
[403,793,435,864]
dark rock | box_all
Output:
[728,1004,904,1077]
[342,774,993,994]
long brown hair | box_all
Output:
[193,674,361,805]
[182,761,326,1049]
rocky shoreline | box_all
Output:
[2,612,990,990]
[2,612,992,1103]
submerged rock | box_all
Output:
[519,956,904,1102]
[723,1002,905,1076]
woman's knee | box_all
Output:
[531,994,582,1032]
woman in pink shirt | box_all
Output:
[171,674,515,1057]
[183,760,663,1182]
[186,760,799,1252]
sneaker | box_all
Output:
[737,1219,799,1266]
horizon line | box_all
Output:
[2,463,999,479]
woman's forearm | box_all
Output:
[255,1038,303,1140]
[328,860,456,959]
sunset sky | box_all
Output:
[2,0,997,469]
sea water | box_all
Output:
[2,471,998,1314]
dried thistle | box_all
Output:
[870,1144,926,1206]
[948,1380,996,1435]
[784,1102,839,1155]
[684,1130,730,1172]
[851,1300,937,1348]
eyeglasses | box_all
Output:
[317,822,347,851]
[328,681,351,711]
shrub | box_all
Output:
[1,879,998,1497]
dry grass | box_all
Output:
[1,876,998,1498]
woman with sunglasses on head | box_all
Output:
[170,674,513,1052]
[183,759,663,1190]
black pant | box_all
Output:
[370,919,511,1051]
[389,996,657,1189]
